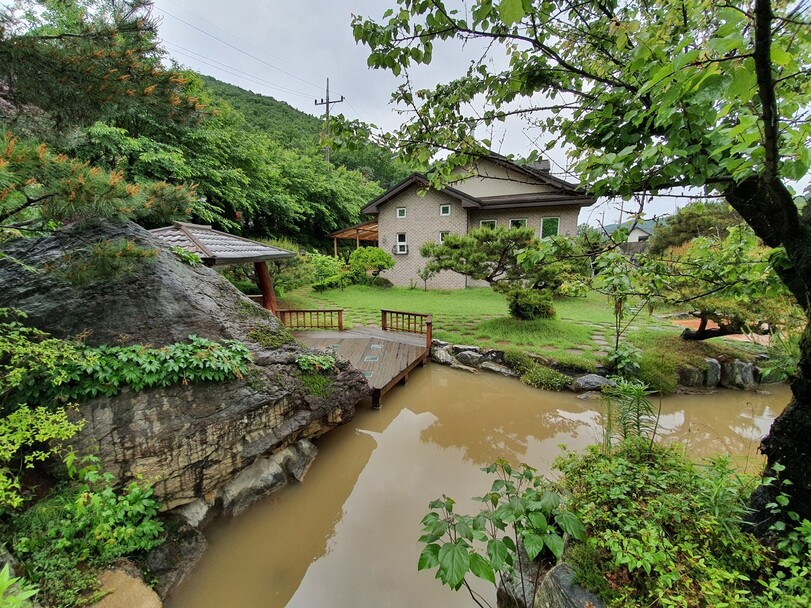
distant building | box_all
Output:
[354,154,595,289]
[603,218,659,243]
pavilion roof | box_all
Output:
[150,222,296,266]
[328,219,379,241]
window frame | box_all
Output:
[439,204,451,217]
[439,231,450,243]
[395,232,408,254]
[509,218,528,229]
[396,207,407,219]
[479,219,497,229]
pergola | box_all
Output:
[328,220,378,257]
[150,222,295,313]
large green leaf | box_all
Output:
[499,0,525,25]
[438,542,470,590]
[487,538,509,570]
[418,544,440,571]
[522,532,545,560]
[469,552,496,584]
[555,512,586,541]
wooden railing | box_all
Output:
[277,309,344,331]
[381,309,433,348]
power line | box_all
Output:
[154,6,325,93]
[164,42,313,99]
[159,0,329,82]
[314,78,344,163]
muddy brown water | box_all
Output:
[166,366,789,608]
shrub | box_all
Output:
[506,288,556,320]
[12,456,164,607]
[348,247,395,278]
[521,365,571,391]
[557,438,769,608]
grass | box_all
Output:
[280,285,763,392]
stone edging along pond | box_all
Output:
[430,340,770,392]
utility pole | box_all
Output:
[314,78,344,164]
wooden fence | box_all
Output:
[276,309,344,331]
[381,309,433,348]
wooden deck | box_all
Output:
[292,326,430,409]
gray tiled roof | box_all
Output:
[149,222,296,266]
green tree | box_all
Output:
[648,201,743,256]
[0,0,201,135]
[353,0,811,522]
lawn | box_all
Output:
[279,285,761,389]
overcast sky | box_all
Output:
[150,0,681,226]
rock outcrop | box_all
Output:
[0,220,369,510]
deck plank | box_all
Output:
[292,326,429,406]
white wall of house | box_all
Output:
[627,227,652,243]
[377,185,469,289]
[451,159,559,198]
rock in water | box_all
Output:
[534,563,605,608]
[0,220,369,509]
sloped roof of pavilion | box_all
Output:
[149,222,296,266]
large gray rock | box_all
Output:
[221,439,317,516]
[451,344,481,355]
[571,374,615,392]
[431,346,454,365]
[720,359,755,389]
[677,365,704,387]
[456,350,484,367]
[145,516,207,598]
[0,221,368,509]
[534,563,605,608]
[704,358,721,387]
[481,361,519,377]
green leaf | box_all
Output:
[522,532,545,560]
[527,511,548,532]
[438,542,470,590]
[555,512,586,541]
[418,544,440,570]
[469,552,496,584]
[499,0,525,25]
[542,533,564,560]
[487,538,509,570]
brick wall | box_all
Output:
[377,185,469,289]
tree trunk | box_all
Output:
[727,178,811,525]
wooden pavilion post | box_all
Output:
[254,261,278,314]
[333,237,338,257]
[356,229,360,249]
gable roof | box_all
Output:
[361,173,482,215]
[361,156,595,216]
[149,222,296,266]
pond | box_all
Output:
[166,365,788,608]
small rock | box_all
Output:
[175,499,215,529]
[451,344,481,355]
[571,374,615,392]
[91,566,162,608]
[704,358,721,387]
[431,339,450,348]
[221,458,287,517]
[450,360,478,373]
[720,359,755,389]
[431,346,454,365]
[456,350,484,367]
[275,439,318,482]
[534,563,605,608]
[677,365,703,387]
[480,361,518,377]
[577,391,604,401]
[480,350,506,365]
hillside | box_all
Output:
[200,75,414,189]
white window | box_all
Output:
[509,218,528,229]
[480,219,497,229]
[396,207,407,219]
[541,217,560,238]
[439,204,451,216]
[439,231,450,243]
[395,232,408,254]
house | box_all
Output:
[603,218,659,243]
[357,154,595,288]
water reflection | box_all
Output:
[166,367,788,608]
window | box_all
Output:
[439,204,451,216]
[439,231,450,243]
[509,218,527,229]
[480,219,497,229]
[395,233,408,254]
[541,217,560,238]
[396,207,407,219]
